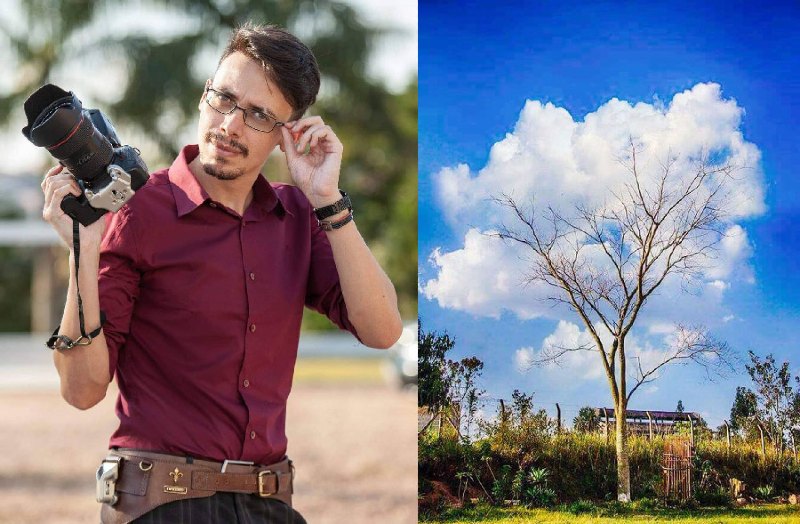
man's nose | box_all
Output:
[221,107,246,134]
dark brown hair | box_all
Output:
[218,22,320,120]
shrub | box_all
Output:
[418,429,800,514]
[694,486,732,507]
[491,464,513,502]
[754,484,774,500]
[524,485,557,507]
[566,500,597,515]
[630,497,659,512]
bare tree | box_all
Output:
[492,140,737,502]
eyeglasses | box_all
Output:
[204,85,284,133]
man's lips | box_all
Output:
[214,141,240,155]
[206,132,248,156]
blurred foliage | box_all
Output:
[0,203,31,331]
[0,0,417,331]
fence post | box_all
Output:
[757,422,766,458]
[556,403,561,434]
[724,420,731,449]
[646,411,653,440]
[603,408,609,444]
[688,414,695,447]
[791,429,797,461]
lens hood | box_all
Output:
[22,84,84,148]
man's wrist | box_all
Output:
[313,190,351,220]
[69,246,101,266]
[308,191,341,209]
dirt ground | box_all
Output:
[0,382,417,523]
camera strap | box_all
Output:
[73,218,105,340]
[45,218,106,350]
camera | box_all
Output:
[22,84,149,226]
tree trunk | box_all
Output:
[615,401,631,502]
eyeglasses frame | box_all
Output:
[203,83,285,134]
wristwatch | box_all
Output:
[313,190,352,220]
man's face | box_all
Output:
[197,51,294,181]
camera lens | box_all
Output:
[22,84,114,182]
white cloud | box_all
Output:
[421,228,556,319]
[423,83,764,330]
[514,347,535,372]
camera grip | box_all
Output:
[61,194,107,226]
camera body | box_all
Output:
[22,84,149,226]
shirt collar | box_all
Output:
[168,144,291,218]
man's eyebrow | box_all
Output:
[216,85,278,119]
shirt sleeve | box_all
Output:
[304,206,361,341]
[98,206,141,379]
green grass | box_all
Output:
[421,503,800,523]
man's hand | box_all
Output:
[41,165,106,250]
[280,116,343,208]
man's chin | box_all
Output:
[201,161,244,181]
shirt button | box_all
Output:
[249,272,256,281]
[209,202,217,208]
[250,431,256,439]
[243,379,250,388]
[249,324,256,333]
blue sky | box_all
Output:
[419,1,800,427]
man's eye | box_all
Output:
[215,92,233,104]
[250,111,269,122]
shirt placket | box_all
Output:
[238,215,263,457]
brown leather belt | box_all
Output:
[98,449,294,524]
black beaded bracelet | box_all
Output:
[319,210,354,231]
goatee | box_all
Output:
[202,131,248,180]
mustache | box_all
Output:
[205,132,248,157]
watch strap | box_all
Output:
[313,190,351,220]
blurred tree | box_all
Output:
[0,0,417,329]
[676,400,684,413]
[0,202,31,331]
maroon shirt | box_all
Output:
[99,144,357,465]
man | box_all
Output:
[41,23,402,523]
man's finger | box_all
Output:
[286,116,324,132]
[44,179,80,209]
[296,124,325,153]
[280,125,299,161]
[41,165,63,189]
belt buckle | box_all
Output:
[258,470,276,497]
[220,459,254,473]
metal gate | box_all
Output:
[663,438,693,502]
